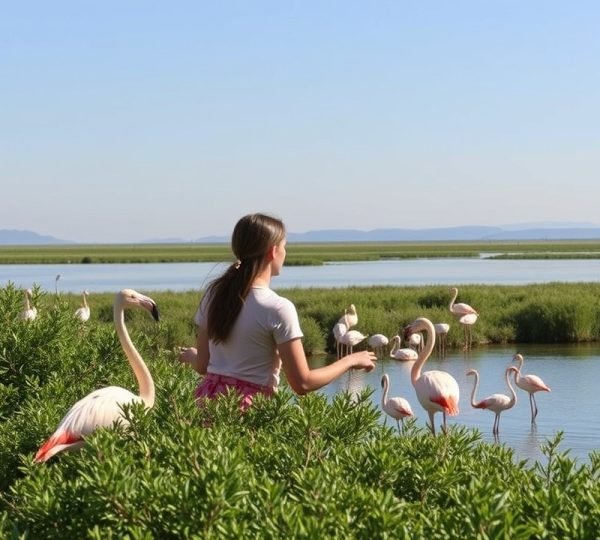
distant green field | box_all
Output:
[1,240,600,264]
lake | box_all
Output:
[4,257,600,293]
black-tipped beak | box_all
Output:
[151,303,160,322]
[402,324,412,341]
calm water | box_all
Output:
[3,257,600,293]
[3,259,600,463]
[311,343,600,464]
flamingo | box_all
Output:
[466,367,518,435]
[338,329,368,355]
[408,332,423,352]
[512,353,551,423]
[34,289,160,463]
[368,333,389,359]
[389,335,418,361]
[380,373,413,432]
[404,317,459,435]
[20,288,37,321]
[338,304,358,329]
[332,321,348,358]
[434,323,450,356]
[449,288,478,350]
[55,274,61,295]
[74,290,91,322]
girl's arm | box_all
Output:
[178,327,210,375]
[279,338,376,395]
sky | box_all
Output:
[2,1,599,243]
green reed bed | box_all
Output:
[3,240,600,264]
[1,284,599,537]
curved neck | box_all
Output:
[411,320,435,384]
[390,335,400,355]
[381,377,389,408]
[114,302,154,407]
[469,372,479,407]
[449,288,458,310]
[506,369,518,404]
[83,293,89,309]
[24,293,31,310]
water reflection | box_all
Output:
[308,344,600,464]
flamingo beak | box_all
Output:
[150,303,160,322]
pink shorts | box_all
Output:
[195,373,274,411]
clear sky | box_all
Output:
[2,1,599,243]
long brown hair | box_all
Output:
[205,213,286,343]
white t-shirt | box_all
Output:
[195,286,304,388]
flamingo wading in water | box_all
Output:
[512,353,551,423]
[368,333,389,359]
[34,289,160,463]
[404,317,460,435]
[466,366,518,435]
[449,287,478,350]
[380,373,413,432]
[389,335,418,361]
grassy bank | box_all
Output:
[1,284,599,537]
[2,240,600,264]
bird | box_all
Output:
[20,288,37,321]
[449,288,479,351]
[389,335,418,361]
[338,304,358,329]
[408,332,423,352]
[512,353,551,423]
[34,289,160,463]
[332,321,348,358]
[338,329,368,355]
[404,317,459,435]
[381,373,413,432]
[434,323,450,356]
[55,274,61,296]
[74,290,91,322]
[466,366,518,435]
[368,333,389,359]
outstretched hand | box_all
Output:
[348,350,377,372]
[177,346,198,366]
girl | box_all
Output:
[179,213,377,410]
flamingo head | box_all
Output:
[512,353,524,367]
[380,373,389,388]
[466,368,477,377]
[117,289,160,321]
[403,317,430,341]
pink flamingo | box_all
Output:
[20,288,37,321]
[466,366,518,435]
[332,321,348,358]
[381,373,413,432]
[512,353,551,423]
[338,304,358,329]
[34,289,160,463]
[389,335,418,361]
[368,333,389,359]
[404,317,459,435]
[338,329,367,355]
[434,322,450,356]
[449,288,478,350]
[74,290,91,322]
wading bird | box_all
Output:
[434,323,450,356]
[338,304,358,329]
[20,288,37,321]
[55,274,61,295]
[404,317,459,435]
[74,290,91,322]
[368,333,389,359]
[389,335,418,361]
[34,289,160,463]
[512,353,551,423]
[449,288,478,350]
[466,366,518,435]
[338,329,368,355]
[332,321,348,358]
[381,373,413,432]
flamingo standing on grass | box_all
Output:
[380,373,413,432]
[20,288,37,321]
[466,367,518,435]
[74,290,91,322]
[404,317,460,435]
[512,353,551,423]
[34,289,160,463]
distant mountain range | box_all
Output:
[3,225,600,245]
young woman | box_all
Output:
[179,213,376,409]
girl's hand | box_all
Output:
[348,350,377,372]
[177,346,198,366]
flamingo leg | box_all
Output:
[532,393,539,420]
[493,413,499,435]
[442,412,448,434]
[396,419,401,433]
[529,393,536,422]
[428,411,436,435]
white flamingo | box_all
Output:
[512,353,551,423]
[338,329,368,355]
[389,335,418,361]
[466,366,518,435]
[74,290,91,322]
[404,317,460,435]
[20,288,37,321]
[408,332,423,352]
[434,323,450,356]
[449,287,478,350]
[338,304,358,329]
[55,274,61,295]
[332,321,348,358]
[34,289,160,463]
[368,333,389,358]
[381,374,413,432]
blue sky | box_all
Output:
[2,1,599,243]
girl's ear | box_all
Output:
[265,245,276,262]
